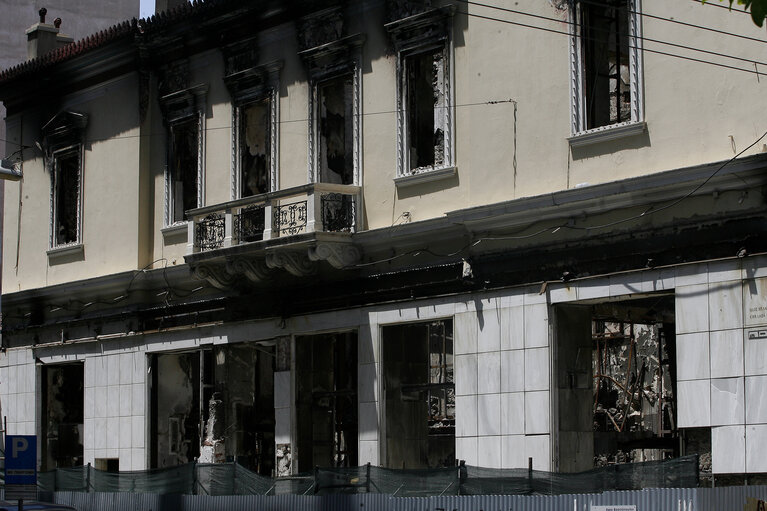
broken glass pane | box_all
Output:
[170,118,199,222]
[240,99,270,196]
[318,75,354,185]
[582,0,631,129]
[54,150,80,245]
[407,48,446,171]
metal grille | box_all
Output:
[195,214,225,251]
[320,193,355,233]
[234,205,266,243]
[274,200,307,236]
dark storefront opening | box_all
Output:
[556,296,680,472]
[150,343,275,474]
[295,332,358,471]
[383,319,455,469]
[42,362,84,471]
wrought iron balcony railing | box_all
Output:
[186,183,361,254]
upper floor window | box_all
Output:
[238,98,271,197]
[296,6,363,187]
[42,111,88,251]
[159,60,207,227]
[52,147,82,246]
[168,117,200,223]
[386,6,455,182]
[570,0,644,143]
[222,41,281,199]
[316,74,355,185]
[404,47,448,171]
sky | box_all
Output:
[139,0,155,18]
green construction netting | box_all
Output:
[27,455,697,496]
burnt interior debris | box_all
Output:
[556,296,678,472]
[295,332,358,471]
[240,99,270,196]
[582,0,631,129]
[318,75,354,185]
[151,351,201,468]
[406,48,445,171]
[591,318,677,465]
[42,363,84,471]
[383,320,455,469]
[169,117,199,222]
[150,344,274,474]
[53,149,80,245]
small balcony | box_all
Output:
[184,183,362,287]
[186,183,361,254]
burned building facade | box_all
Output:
[1,0,766,485]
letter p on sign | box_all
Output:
[11,437,28,458]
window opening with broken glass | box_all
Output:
[52,147,81,246]
[169,117,200,223]
[317,75,354,185]
[295,332,358,471]
[405,47,447,172]
[383,320,455,469]
[581,0,631,129]
[239,98,271,197]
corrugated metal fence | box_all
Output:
[47,485,767,511]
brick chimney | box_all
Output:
[25,8,72,60]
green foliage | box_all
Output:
[706,0,767,27]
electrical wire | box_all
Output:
[458,0,767,68]
[458,9,765,76]
[579,0,767,44]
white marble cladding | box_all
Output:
[82,348,147,471]
[547,256,767,474]
[447,286,552,470]
[0,348,36,436]
[4,255,767,474]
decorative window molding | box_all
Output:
[41,111,88,251]
[299,31,364,187]
[222,52,282,199]
[386,6,455,180]
[569,0,644,145]
[159,61,207,227]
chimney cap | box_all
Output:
[39,7,47,23]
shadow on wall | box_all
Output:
[570,130,652,161]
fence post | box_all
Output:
[458,460,467,495]
[365,462,371,493]
[193,460,198,495]
[314,466,319,495]
[528,457,533,494]
[85,462,91,492]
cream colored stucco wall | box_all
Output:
[2,73,142,292]
[5,0,767,292]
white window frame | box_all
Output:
[49,143,84,250]
[387,7,456,186]
[568,0,645,147]
[162,86,207,228]
[231,91,279,199]
[226,62,282,200]
[308,66,362,186]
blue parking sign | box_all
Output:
[5,435,37,485]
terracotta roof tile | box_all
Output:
[0,0,234,85]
